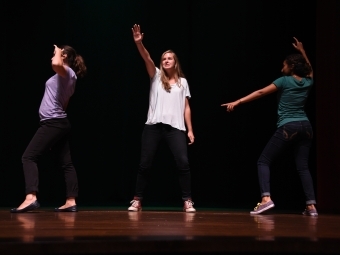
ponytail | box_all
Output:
[73,54,87,78]
[61,45,87,78]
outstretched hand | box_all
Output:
[292,37,304,52]
[221,100,241,112]
[132,24,144,44]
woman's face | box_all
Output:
[281,60,292,75]
[162,53,176,70]
[51,50,56,61]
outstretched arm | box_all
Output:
[221,84,278,112]
[184,98,195,145]
[52,45,68,78]
[292,37,313,78]
[132,24,156,78]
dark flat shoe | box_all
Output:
[54,205,78,212]
[10,200,40,213]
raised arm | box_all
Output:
[292,37,313,78]
[221,84,278,112]
[52,45,68,78]
[132,24,156,78]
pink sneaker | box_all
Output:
[302,208,318,216]
[128,199,142,212]
[183,200,196,213]
[250,200,275,215]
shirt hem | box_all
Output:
[145,121,186,132]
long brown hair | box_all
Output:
[62,45,87,78]
[159,50,185,92]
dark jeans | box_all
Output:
[22,118,78,197]
[134,123,192,201]
[257,120,316,205]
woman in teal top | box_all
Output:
[221,37,317,216]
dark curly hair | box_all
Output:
[285,54,312,77]
[61,45,87,78]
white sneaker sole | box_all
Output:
[128,207,142,212]
[184,208,196,213]
[302,212,318,216]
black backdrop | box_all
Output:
[4,0,316,210]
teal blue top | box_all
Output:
[273,76,313,128]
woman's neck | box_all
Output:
[166,69,177,78]
[165,70,178,83]
[292,74,302,81]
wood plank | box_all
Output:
[0,209,339,254]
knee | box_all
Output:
[257,156,270,167]
[22,153,35,163]
[139,163,151,174]
[139,154,155,172]
[60,161,74,170]
[177,156,190,172]
[296,161,309,172]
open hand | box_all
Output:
[132,24,144,43]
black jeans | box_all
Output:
[257,121,316,205]
[134,123,192,201]
[22,118,78,197]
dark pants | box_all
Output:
[22,118,78,197]
[257,121,316,205]
[134,123,192,201]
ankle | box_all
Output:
[65,197,76,206]
[261,196,271,204]
[307,204,316,210]
[26,193,37,201]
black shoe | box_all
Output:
[10,200,40,213]
[54,205,78,212]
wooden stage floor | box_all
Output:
[0,207,340,255]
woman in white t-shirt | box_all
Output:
[128,24,196,213]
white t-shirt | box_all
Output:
[146,68,191,131]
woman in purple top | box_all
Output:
[11,45,86,213]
